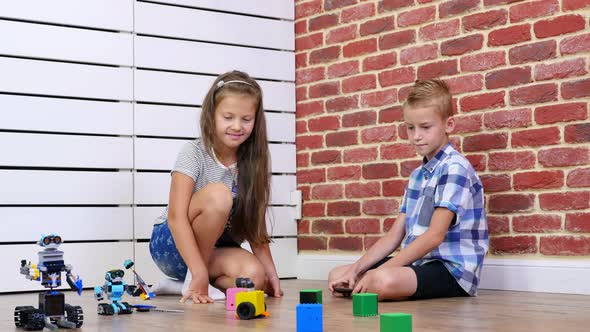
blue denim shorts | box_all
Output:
[149,221,240,280]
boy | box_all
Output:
[328,79,488,300]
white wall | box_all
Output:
[0,1,296,292]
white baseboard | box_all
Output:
[297,254,590,295]
[478,257,590,295]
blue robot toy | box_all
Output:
[15,234,84,330]
[94,269,134,315]
[94,259,154,315]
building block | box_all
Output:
[226,287,247,311]
[296,303,323,332]
[352,293,378,317]
[380,313,412,332]
[300,289,323,304]
[235,290,268,319]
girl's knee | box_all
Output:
[189,183,233,222]
[202,183,233,211]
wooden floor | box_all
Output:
[2,279,590,331]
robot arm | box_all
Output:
[65,264,83,296]
[123,259,154,300]
[94,285,105,301]
[19,260,40,281]
[125,284,141,297]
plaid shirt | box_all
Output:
[400,144,488,296]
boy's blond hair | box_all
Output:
[403,79,453,119]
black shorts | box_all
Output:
[369,257,469,300]
[215,230,240,248]
[215,197,240,248]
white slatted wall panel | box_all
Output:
[0,1,295,292]
[0,0,135,292]
[145,0,294,20]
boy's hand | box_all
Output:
[180,273,213,304]
[328,267,358,295]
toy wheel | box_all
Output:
[120,302,134,315]
[14,306,34,327]
[236,302,255,320]
[24,309,45,331]
[98,303,115,316]
[65,304,84,328]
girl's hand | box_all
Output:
[265,275,284,297]
[328,266,358,295]
[180,272,214,304]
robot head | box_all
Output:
[105,269,125,283]
[38,234,62,249]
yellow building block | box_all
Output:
[235,290,268,320]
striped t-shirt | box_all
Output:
[155,138,238,224]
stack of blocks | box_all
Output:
[352,293,378,317]
[296,289,323,332]
[380,313,412,332]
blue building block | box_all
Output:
[296,303,323,332]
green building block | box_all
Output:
[380,313,412,332]
[352,293,378,317]
[300,289,323,304]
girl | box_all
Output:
[149,70,283,304]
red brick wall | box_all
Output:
[295,0,590,256]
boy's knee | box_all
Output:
[327,265,347,282]
[372,269,401,294]
[327,267,337,282]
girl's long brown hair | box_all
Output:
[200,71,270,245]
